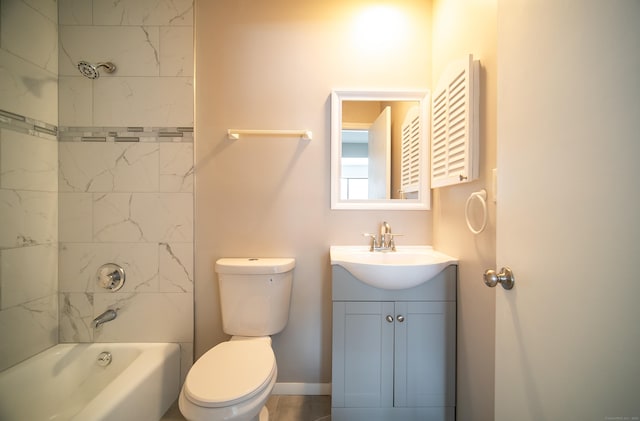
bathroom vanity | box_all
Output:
[331,264,457,421]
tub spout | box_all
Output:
[92,309,117,328]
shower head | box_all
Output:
[77,61,117,79]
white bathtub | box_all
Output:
[0,342,180,421]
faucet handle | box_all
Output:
[97,263,126,291]
[363,233,378,251]
[386,233,403,251]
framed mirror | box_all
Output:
[331,90,430,210]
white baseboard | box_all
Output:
[273,382,331,396]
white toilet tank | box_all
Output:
[215,258,295,337]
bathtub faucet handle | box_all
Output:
[96,263,126,292]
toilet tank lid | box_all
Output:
[215,258,295,274]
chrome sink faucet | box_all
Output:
[92,309,117,328]
[364,221,399,252]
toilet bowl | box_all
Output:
[179,337,276,421]
[178,258,295,421]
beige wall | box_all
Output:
[432,0,497,420]
[342,101,382,124]
[195,0,433,385]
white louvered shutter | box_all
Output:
[401,106,421,193]
[431,54,479,188]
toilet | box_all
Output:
[179,258,295,421]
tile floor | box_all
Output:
[161,395,331,421]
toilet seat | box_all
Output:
[183,340,276,408]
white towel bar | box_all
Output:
[227,129,312,140]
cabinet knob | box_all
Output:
[386,315,394,323]
[397,315,405,323]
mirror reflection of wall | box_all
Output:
[341,100,419,200]
[340,128,369,200]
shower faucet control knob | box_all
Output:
[97,263,126,291]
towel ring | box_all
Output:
[465,189,487,234]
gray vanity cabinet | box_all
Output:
[331,265,457,421]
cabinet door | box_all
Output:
[332,301,394,408]
[394,301,456,407]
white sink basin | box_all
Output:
[330,245,458,290]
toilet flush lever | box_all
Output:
[483,267,515,290]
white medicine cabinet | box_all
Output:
[330,54,479,210]
[431,54,480,188]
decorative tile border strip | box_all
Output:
[59,126,194,143]
[0,109,193,143]
[0,109,58,141]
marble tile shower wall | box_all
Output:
[57,134,194,337]
[57,0,195,378]
[0,0,59,371]
[58,0,194,126]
